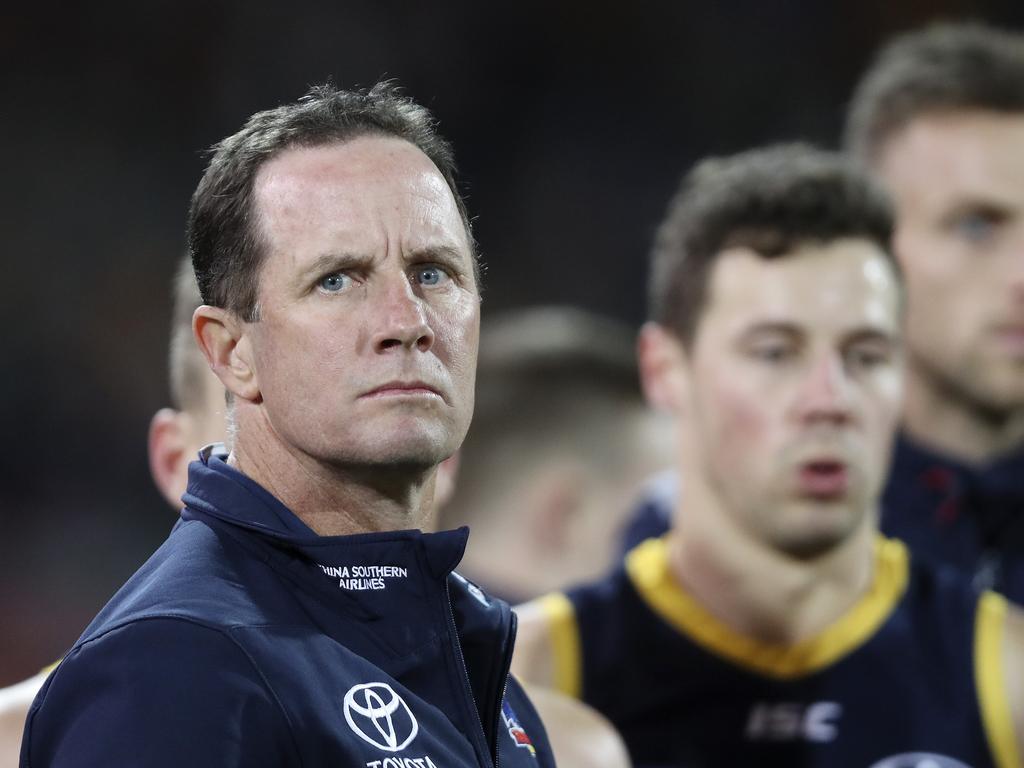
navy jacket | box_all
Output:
[881,433,1024,602]
[22,448,554,767]
[619,434,1024,604]
[538,535,1015,768]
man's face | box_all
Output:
[666,240,903,557]
[244,136,480,471]
[877,111,1024,414]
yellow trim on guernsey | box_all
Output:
[975,591,1021,768]
[624,535,910,679]
[537,592,582,699]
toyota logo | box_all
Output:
[343,682,419,752]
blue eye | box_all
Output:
[845,343,892,371]
[414,266,449,286]
[953,212,997,244]
[751,345,792,364]
[318,273,351,293]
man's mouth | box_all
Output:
[796,460,849,499]
[360,380,446,402]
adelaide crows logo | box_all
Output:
[343,682,419,752]
[501,701,536,757]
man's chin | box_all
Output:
[974,376,1024,417]
[349,427,458,472]
[773,533,848,561]
[770,505,864,561]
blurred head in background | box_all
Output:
[440,307,673,601]
[846,22,1024,463]
[640,144,901,560]
[147,257,228,508]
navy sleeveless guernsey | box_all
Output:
[536,535,1018,768]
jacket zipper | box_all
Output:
[490,609,518,768]
[444,580,497,768]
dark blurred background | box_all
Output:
[3,0,1023,684]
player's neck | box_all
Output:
[668,500,875,646]
[902,362,1024,464]
[228,414,436,537]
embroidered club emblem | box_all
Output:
[501,700,536,757]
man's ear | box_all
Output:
[148,408,192,509]
[637,322,690,414]
[193,305,260,402]
[527,461,587,555]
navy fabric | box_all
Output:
[567,552,994,768]
[618,434,1024,604]
[880,433,1024,603]
[617,472,676,560]
[23,449,554,768]
[618,496,672,558]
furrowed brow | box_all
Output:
[300,252,371,279]
[406,244,468,265]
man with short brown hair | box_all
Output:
[23,83,555,768]
[515,144,1024,768]
[845,22,1024,599]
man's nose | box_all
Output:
[370,273,435,353]
[796,353,853,425]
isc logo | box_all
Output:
[744,701,842,742]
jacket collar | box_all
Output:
[181,444,467,579]
[179,445,514,651]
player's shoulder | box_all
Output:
[0,669,51,768]
[981,593,1024,760]
[521,684,631,768]
[512,559,633,694]
[512,595,563,690]
[868,536,985,666]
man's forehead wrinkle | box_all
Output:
[402,169,466,226]
[410,167,454,201]
[251,162,332,260]
[249,137,475,308]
